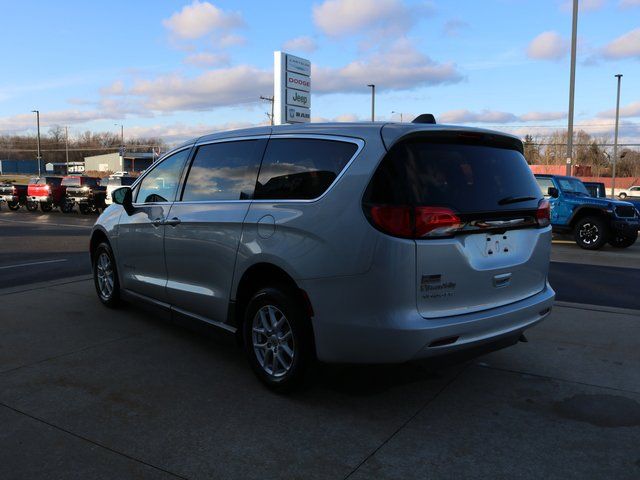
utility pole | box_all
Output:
[65,126,69,174]
[260,96,274,125]
[611,74,623,198]
[31,110,41,177]
[367,84,375,121]
[566,0,578,176]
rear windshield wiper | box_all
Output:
[498,195,537,205]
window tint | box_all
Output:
[254,138,358,200]
[535,177,555,197]
[135,149,190,203]
[366,140,541,213]
[182,140,264,201]
[45,177,62,186]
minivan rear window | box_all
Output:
[366,139,541,215]
[254,138,358,200]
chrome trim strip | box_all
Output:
[194,134,270,147]
[171,306,237,333]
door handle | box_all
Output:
[165,217,181,227]
[151,217,164,227]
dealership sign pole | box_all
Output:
[274,51,311,125]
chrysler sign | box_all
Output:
[274,51,311,124]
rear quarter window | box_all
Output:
[253,138,358,200]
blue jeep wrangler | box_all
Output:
[535,174,640,250]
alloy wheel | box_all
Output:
[96,252,114,300]
[578,222,599,245]
[251,305,295,378]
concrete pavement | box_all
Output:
[0,279,638,479]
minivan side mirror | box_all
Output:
[547,187,559,198]
[112,186,134,215]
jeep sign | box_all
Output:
[274,51,311,124]
[286,89,311,108]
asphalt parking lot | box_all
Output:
[1,207,639,479]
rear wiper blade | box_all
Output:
[498,195,537,205]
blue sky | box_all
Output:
[0,0,639,144]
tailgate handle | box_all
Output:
[493,273,512,288]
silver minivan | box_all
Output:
[91,120,555,389]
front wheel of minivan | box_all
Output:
[242,285,313,391]
[93,242,121,308]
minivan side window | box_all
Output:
[135,149,190,204]
[181,140,265,201]
[253,138,358,200]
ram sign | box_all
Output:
[274,51,311,124]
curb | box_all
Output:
[0,275,92,296]
[554,300,640,316]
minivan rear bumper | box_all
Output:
[310,282,555,364]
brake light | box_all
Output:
[12,186,17,195]
[536,199,550,227]
[369,205,461,238]
[414,207,461,236]
[45,185,51,192]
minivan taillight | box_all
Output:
[369,205,461,238]
[536,199,550,227]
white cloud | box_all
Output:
[312,0,432,38]
[163,1,244,40]
[598,101,640,118]
[440,109,518,124]
[519,111,567,121]
[217,34,247,48]
[527,31,569,60]
[619,0,640,7]
[183,52,230,67]
[313,39,462,92]
[440,109,567,124]
[602,28,640,59]
[443,19,469,37]
[282,36,318,53]
[0,109,120,134]
[124,121,260,144]
[128,65,272,112]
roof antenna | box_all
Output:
[412,114,436,124]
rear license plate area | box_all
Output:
[484,233,512,256]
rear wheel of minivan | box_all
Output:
[93,242,121,308]
[574,216,608,250]
[242,285,313,391]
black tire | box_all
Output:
[619,193,627,199]
[7,201,19,211]
[93,241,121,308]
[79,204,91,215]
[40,202,52,212]
[61,201,73,213]
[242,284,314,391]
[573,216,608,250]
[609,231,638,248]
[26,201,38,212]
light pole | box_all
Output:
[31,110,41,177]
[367,84,375,121]
[65,126,69,174]
[611,74,623,198]
[391,111,403,122]
[114,123,124,148]
[566,0,578,176]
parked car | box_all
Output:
[535,174,639,249]
[26,176,65,212]
[62,176,106,214]
[0,183,28,210]
[583,181,606,199]
[91,120,555,389]
[618,186,640,199]
[103,175,135,205]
